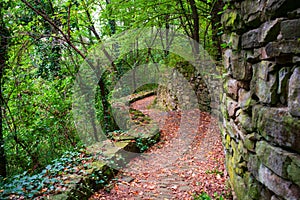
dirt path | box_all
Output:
[90,96,231,200]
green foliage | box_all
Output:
[205,169,224,176]
[194,192,212,200]
[0,0,222,181]
[0,151,92,199]
[136,133,159,152]
[193,192,225,200]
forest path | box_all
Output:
[90,96,230,200]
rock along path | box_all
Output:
[90,96,231,200]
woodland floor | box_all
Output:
[90,96,231,200]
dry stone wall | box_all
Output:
[220,0,300,199]
[157,61,211,112]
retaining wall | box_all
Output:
[220,0,300,199]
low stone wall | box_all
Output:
[220,0,300,199]
[157,61,211,112]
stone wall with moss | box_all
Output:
[157,61,211,112]
[220,0,300,199]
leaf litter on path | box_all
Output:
[90,96,232,200]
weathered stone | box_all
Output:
[226,97,239,117]
[227,155,246,199]
[258,164,300,200]
[231,51,252,81]
[241,0,265,26]
[281,19,300,39]
[256,141,300,180]
[271,195,283,200]
[243,172,261,199]
[288,67,300,117]
[241,28,261,49]
[227,78,240,100]
[236,111,254,132]
[220,2,300,200]
[265,40,300,58]
[238,88,252,111]
[259,47,269,60]
[221,10,243,32]
[251,62,278,104]
[244,133,256,151]
[231,118,248,142]
[287,154,300,187]
[277,67,290,104]
[265,0,300,19]
[259,19,281,44]
[248,154,260,179]
[253,106,300,153]
[288,8,300,19]
[293,56,300,64]
[229,32,240,50]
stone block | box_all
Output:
[221,9,244,32]
[271,195,282,200]
[244,133,256,151]
[258,164,300,200]
[251,61,278,104]
[288,8,300,19]
[241,28,261,49]
[259,18,281,44]
[293,56,300,64]
[265,0,300,19]
[231,51,253,81]
[238,88,252,111]
[288,67,300,117]
[248,154,260,179]
[278,67,290,105]
[230,118,248,142]
[265,40,300,58]
[281,19,300,39]
[287,155,300,187]
[241,0,265,27]
[226,97,239,117]
[229,32,240,50]
[253,106,300,153]
[236,111,254,132]
[256,141,300,181]
[227,78,240,100]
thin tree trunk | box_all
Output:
[211,0,224,60]
[188,0,200,55]
[0,4,9,177]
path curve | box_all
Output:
[90,96,231,200]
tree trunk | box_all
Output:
[0,3,9,177]
[188,0,200,55]
[211,0,225,61]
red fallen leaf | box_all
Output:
[171,185,178,190]
[148,184,155,190]
[40,188,48,193]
